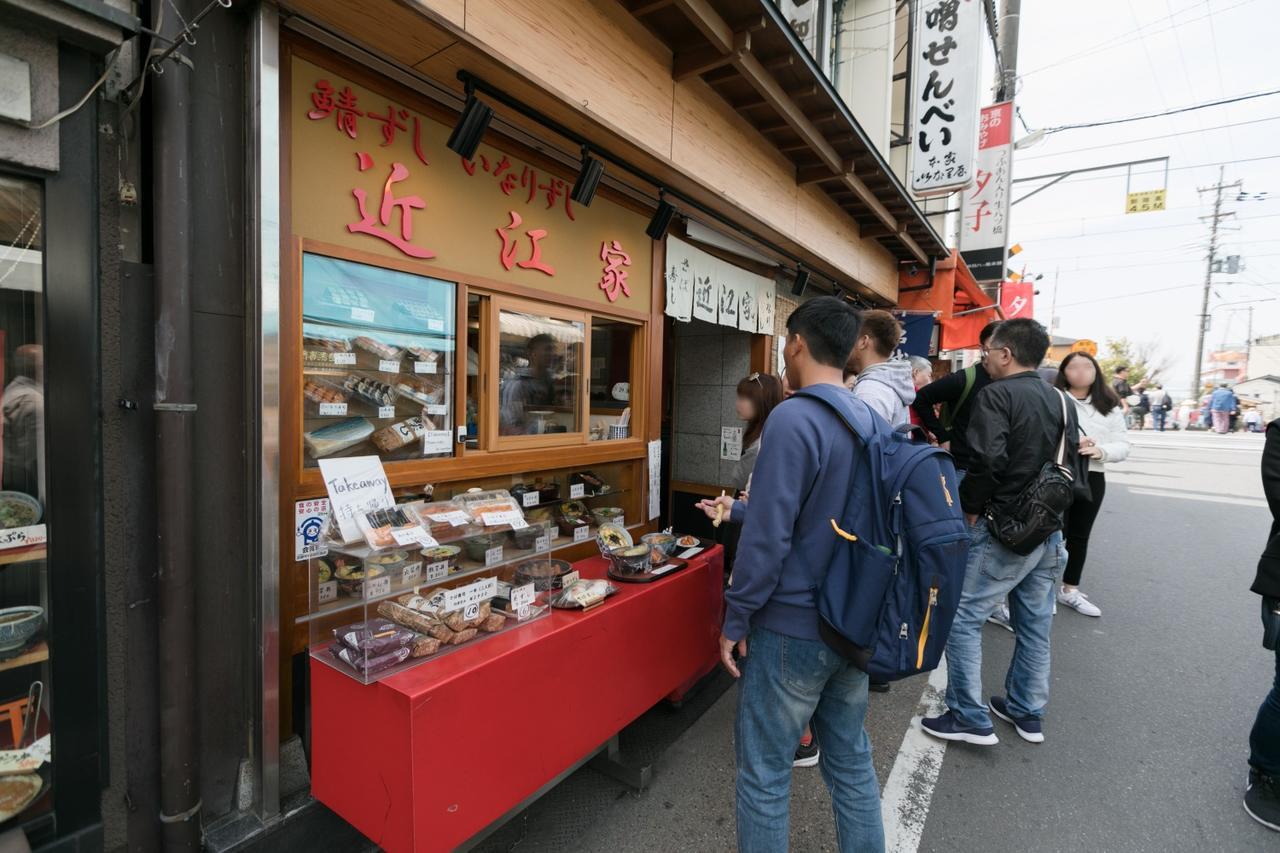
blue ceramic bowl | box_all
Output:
[0,606,43,653]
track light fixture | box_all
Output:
[571,148,605,206]
[791,266,810,297]
[446,88,493,160]
[646,194,676,241]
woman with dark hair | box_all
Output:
[731,372,784,495]
[1053,351,1130,617]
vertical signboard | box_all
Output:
[999,280,1035,320]
[778,0,835,77]
[910,0,983,197]
[959,101,1013,282]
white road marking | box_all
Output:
[880,658,949,853]
[1124,487,1268,508]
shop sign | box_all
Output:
[291,57,651,311]
[999,280,1035,320]
[894,314,937,359]
[647,439,661,521]
[0,524,45,552]
[665,236,776,333]
[294,499,330,561]
[959,101,1014,283]
[721,426,743,461]
[1125,189,1166,214]
[910,0,984,197]
[1071,339,1098,356]
[318,456,395,544]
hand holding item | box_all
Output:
[696,492,734,524]
[1079,445,1103,460]
[1078,435,1094,451]
[737,491,750,505]
[720,633,747,678]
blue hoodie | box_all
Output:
[723,384,864,643]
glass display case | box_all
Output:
[301,252,457,467]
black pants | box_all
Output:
[1252,644,1280,777]
[1063,471,1106,587]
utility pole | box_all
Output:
[1191,165,1241,397]
[995,0,1021,102]
[1247,305,1255,377]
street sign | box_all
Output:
[1071,339,1098,356]
[1125,189,1166,214]
[910,0,984,197]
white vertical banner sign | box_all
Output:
[910,0,983,197]
[647,439,662,520]
[717,258,740,330]
[959,101,1014,282]
[664,237,694,322]
[691,251,718,324]
[738,272,759,333]
[756,277,776,336]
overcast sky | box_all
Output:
[998,0,1279,399]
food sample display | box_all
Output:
[301,253,456,466]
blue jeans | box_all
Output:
[1152,410,1166,431]
[944,522,1066,729]
[1250,645,1280,776]
[735,626,884,853]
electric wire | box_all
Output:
[1017,116,1280,162]
[1043,89,1280,134]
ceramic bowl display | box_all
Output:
[607,544,652,576]
[463,532,507,563]
[0,607,42,654]
[641,532,677,562]
[591,506,624,527]
[513,558,573,591]
[596,523,632,553]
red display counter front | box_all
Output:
[311,546,725,852]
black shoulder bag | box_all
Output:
[986,390,1076,556]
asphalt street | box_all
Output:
[465,429,1276,853]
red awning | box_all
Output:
[897,251,998,350]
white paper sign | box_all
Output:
[363,574,391,600]
[318,457,395,544]
[756,277,776,336]
[427,319,445,332]
[414,361,437,374]
[721,426,743,461]
[424,430,453,456]
[651,563,678,577]
[378,359,401,373]
[482,509,524,527]
[390,527,438,548]
[522,491,540,508]
[351,307,376,323]
[647,439,662,521]
[717,264,739,330]
[678,546,704,559]
[561,570,580,588]
[333,352,357,365]
[377,405,395,419]
[318,402,347,416]
[535,534,549,552]
[664,237,695,322]
[573,525,590,543]
[401,562,422,584]
[570,483,586,499]
[738,277,757,333]
[426,404,448,416]
[463,602,481,621]
[428,511,469,527]
[910,0,983,196]
[294,500,329,561]
[485,545,504,567]
[517,605,532,622]
[444,577,499,611]
[510,583,536,610]
[317,580,338,604]
[426,560,450,581]
[691,256,717,324]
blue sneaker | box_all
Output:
[988,696,1045,744]
[920,711,998,746]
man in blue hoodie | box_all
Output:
[700,295,883,853]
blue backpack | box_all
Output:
[794,385,970,682]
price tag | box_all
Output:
[561,570,580,588]
[570,483,585,499]
[427,319,445,332]
[522,491,539,508]
[443,577,499,611]
[428,511,469,527]
[390,527,438,548]
[573,525,590,543]
[426,404,448,416]
[317,581,338,604]
[424,430,452,455]
[485,545,503,567]
[351,307,375,323]
[414,361,437,374]
[364,574,392,600]
[677,546,704,559]
[378,359,400,373]
[651,563,678,577]
[517,604,532,622]
[482,509,525,527]
[401,562,422,584]
[508,517,529,531]
[535,534,549,553]
[510,583,536,610]
[573,585,605,608]
[426,560,449,581]
[333,352,357,365]
[377,405,395,419]
[463,602,481,621]
[318,402,347,416]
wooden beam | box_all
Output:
[897,230,929,266]
[732,51,842,173]
[841,172,897,231]
[627,0,675,14]
[673,31,750,80]
[859,223,895,239]
[728,13,768,33]
[797,161,852,184]
[673,0,734,53]
[764,54,795,73]
[703,65,738,83]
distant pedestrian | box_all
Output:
[1248,409,1265,433]
[1053,352,1130,618]
[1211,383,1240,434]
[922,319,1081,747]
[703,296,884,852]
[844,310,915,427]
[1245,416,1280,831]
[1130,384,1150,431]
[1111,365,1134,423]
[911,321,1001,471]
[1148,383,1171,432]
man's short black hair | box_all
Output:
[990,318,1050,369]
[1115,364,1129,374]
[979,321,1001,346]
[528,333,555,350]
[786,295,862,368]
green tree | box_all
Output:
[1096,337,1173,388]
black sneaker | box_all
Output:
[869,679,891,693]
[793,740,820,768]
[1245,768,1280,832]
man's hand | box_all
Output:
[965,513,979,527]
[720,633,747,678]
[696,495,736,521]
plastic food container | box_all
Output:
[591,506,625,527]
[463,531,507,563]
[513,558,573,591]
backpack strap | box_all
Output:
[1054,389,1072,471]
[941,365,977,430]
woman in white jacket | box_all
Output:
[1053,351,1131,617]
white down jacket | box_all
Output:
[1067,394,1130,473]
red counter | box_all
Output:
[310,547,724,852]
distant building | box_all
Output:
[1247,333,1280,380]
[1045,335,1081,366]
[1202,348,1248,387]
[1232,376,1280,423]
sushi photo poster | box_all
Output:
[318,456,396,543]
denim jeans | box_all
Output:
[1251,645,1280,776]
[735,625,884,853]
[944,522,1066,729]
[1152,410,1166,431]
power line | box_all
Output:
[1015,153,1280,187]
[1017,116,1280,162]
[1013,196,1278,229]
[1019,211,1280,241]
[1043,89,1280,134]
[1056,280,1275,308]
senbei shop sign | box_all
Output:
[910,0,983,197]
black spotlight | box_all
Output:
[571,149,605,206]
[446,95,493,160]
[646,197,676,241]
[791,267,810,296]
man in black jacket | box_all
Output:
[1246,418,1280,831]
[922,319,1080,747]
[911,321,1000,471]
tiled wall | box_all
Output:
[672,318,754,488]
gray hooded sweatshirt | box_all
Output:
[852,360,917,427]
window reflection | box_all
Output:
[498,310,582,436]
[589,317,634,441]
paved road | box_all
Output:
[472,429,1277,853]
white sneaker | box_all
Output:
[1057,587,1101,617]
[987,601,1014,632]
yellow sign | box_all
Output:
[1071,339,1098,356]
[1125,189,1167,214]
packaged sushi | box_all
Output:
[354,336,401,361]
[304,417,374,457]
[343,375,398,407]
[371,416,428,452]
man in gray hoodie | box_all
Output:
[844,309,916,426]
